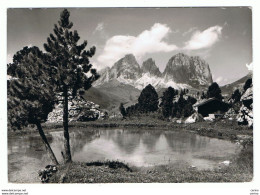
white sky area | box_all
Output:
[97,24,224,69]
[7,8,252,86]
[97,23,179,67]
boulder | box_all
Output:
[185,112,204,124]
[47,95,103,123]
[236,86,253,128]
[204,114,215,121]
[223,108,236,119]
[241,87,253,108]
[237,106,253,127]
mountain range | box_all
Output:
[84,53,251,111]
[94,53,213,90]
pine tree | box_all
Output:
[243,78,252,92]
[43,9,99,163]
[7,46,58,165]
[138,84,158,113]
[161,87,175,118]
[119,103,126,119]
[207,82,223,100]
[182,102,194,117]
[201,91,206,99]
[231,89,241,104]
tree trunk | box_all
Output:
[36,122,59,165]
[63,87,72,163]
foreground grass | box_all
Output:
[48,147,253,183]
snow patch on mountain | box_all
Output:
[135,73,190,90]
[94,53,212,90]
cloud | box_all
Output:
[97,23,178,68]
[215,76,223,83]
[182,27,197,37]
[93,22,104,33]
[246,62,253,71]
[183,25,223,50]
[214,76,229,85]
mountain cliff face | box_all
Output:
[95,54,142,86]
[110,54,142,80]
[141,58,162,77]
[94,53,213,90]
[163,53,213,87]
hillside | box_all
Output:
[84,80,140,112]
[221,73,252,96]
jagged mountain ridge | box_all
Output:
[95,53,213,90]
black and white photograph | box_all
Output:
[6,7,254,183]
[1,1,260,194]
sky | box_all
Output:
[7,7,252,86]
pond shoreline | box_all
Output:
[47,147,253,183]
[9,118,253,146]
[8,118,253,183]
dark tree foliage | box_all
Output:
[207,82,223,100]
[171,94,196,118]
[201,91,206,99]
[187,96,197,105]
[119,103,127,118]
[43,9,99,163]
[126,103,140,117]
[182,103,194,117]
[160,87,176,118]
[180,89,185,96]
[138,84,159,113]
[231,89,241,104]
[171,102,179,118]
[7,46,58,165]
[243,78,252,92]
[177,93,186,109]
[7,46,49,78]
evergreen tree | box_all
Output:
[201,91,206,99]
[43,9,99,163]
[177,93,186,108]
[7,46,58,165]
[170,94,196,118]
[182,102,194,117]
[161,87,175,118]
[207,82,223,100]
[138,84,158,113]
[171,102,178,118]
[243,78,252,92]
[231,89,241,104]
[187,96,197,105]
[119,103,126,118]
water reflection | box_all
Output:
[8,128,241,182]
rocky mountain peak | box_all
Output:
[169,53,191,66]
[142,58,162,77]
[106,54,141,80]
[163,53,213,88]
[95,53,213,90]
